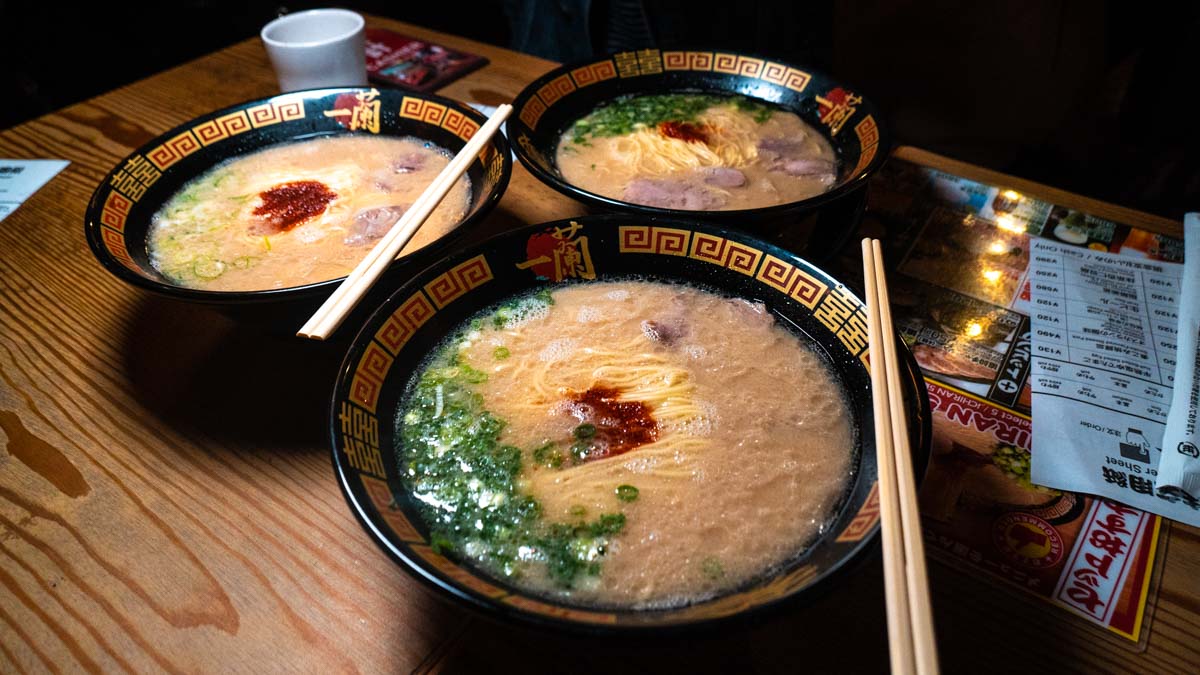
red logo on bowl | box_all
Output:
[815,87,861,137]
[323,89,381,133]
[992,512,1064,568]
[515,221,596,282]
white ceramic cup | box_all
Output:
[261,9,367,92]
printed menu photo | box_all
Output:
[919,380,1160,641]
[890,275,1032,412]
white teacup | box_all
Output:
[261,9,367,92]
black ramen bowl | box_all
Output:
[331,215,929,633]
[509,51,888,259]
[84,87,511,323]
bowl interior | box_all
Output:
[330,215,928,631]
[85,87,511,302]
[508,50,886,216]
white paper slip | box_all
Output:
[1028,237,1200,526]
[0,159,69,222]
[1156,214,1200,499]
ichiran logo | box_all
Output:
[516,221,597,282]
[815,87,862,136]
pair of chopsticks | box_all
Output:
[297,104,513,340]
[862,239,939,675]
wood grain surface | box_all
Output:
[0,15,1196,674]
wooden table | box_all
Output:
[1,15,1196,674]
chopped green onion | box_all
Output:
[615,484,639,502]
[192,256,226,280]
[702,557,725,580]
[569,93,775,142]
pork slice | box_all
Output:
[779,158,837,177]
[344,205,407,246]
[393,152,426,173]
[702,167,747,188]
[758,137,807,156]
[759,137,838,180]
[623,178,727,211]
[641,317,689,346]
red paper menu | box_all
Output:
[364,28,488,92]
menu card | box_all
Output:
[1027,240,1200,526]
[364,29,488,92]
[855,160,1173,642]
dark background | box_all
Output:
[1,0,1195,219]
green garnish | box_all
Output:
[431,535,455,555]
[493,346,511,360]
[574,423,596,439]
[569,93,775,143]
[615,484,639,502]
[702,557,725,580]
[459,363,488,383]
[533,441,564,468]
[570,441,590,462]
[491,290,553,329]
[400,292,631,588]
[191,256,226,280]
[590,513,627,536]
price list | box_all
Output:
[1027,240,1179,423]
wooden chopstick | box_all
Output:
[862,238,939,675]
[297,104,513,340]
[863,239,916,675]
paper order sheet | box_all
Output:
[1028,236,1200,526]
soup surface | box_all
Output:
[396,281,854,608]
[148,135,471,291]
[556,94,837,211]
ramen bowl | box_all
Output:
[509,51,887,259]
[330,215,929,633]
[84,87,511,320]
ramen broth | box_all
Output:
[397,281,854,607]
[556,94,837,211]
[148,135,471,291]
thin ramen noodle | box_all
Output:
[147,135,471,291]
[396,281,854,608]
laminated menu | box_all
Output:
[853,159,1174,642]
